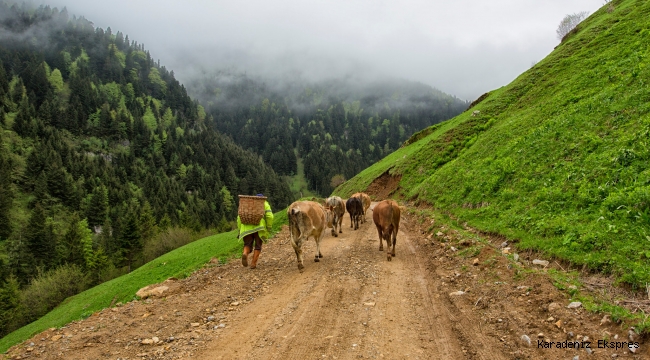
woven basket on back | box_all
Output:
[238,195,267,225]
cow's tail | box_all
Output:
[386,203,395,235]
[288,207,302,242]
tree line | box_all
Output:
[0,3,292,337]
[188,72,469,196]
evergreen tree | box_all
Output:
[58,213,93,269]
[0,275,22,337]
[31,172,51,207]
[119,209,142,272]
[86,185,108,228]
[139,201,157,244]
[0,148,13,240]
[24,204,56,269]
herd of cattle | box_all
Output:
[286,193,401,271]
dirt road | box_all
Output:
[5,203,647,359]
[194,203,505,360]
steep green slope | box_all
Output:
[337,0,650,287]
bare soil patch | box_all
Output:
[365,171,401,200]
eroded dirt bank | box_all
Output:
[4,204,648,359]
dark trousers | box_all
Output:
[243,232,263,251]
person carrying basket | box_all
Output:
[237,194,273,269]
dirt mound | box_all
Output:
[365,170,401,200]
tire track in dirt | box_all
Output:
[399,216,507,360]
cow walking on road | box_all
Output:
[325,196,346,237]
[351,192,371,224]
[373,200,401,261]
[346,197,363,230]
[287,201,333,271]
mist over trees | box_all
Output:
[187,71,469,195]
[0,2,291,337]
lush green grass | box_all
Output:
[0,210,289,353]
[337,0,650,288]
[287,149,315,199]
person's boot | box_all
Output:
[250,250,261,269]
[242,246,251,267]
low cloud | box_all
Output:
[36,0,604,100]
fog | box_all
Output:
[36,0,605,100]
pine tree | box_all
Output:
[31,172,50,207]
[119,209,142,272]
[24,204,56,269]
[58,213,93,268]
[86,185,108,228]
[12,97,34,137]
[0,144,13,239]
[139,201,157,244]
[0,275,22,337]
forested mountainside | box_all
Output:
[0,3,291,337]
[337,0,650,288]
[187,71,468,195]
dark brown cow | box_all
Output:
[346,196,363,230]
[351,192,371,223]
[325,196,345,237]
[287,201,333,271]
[372,200,401,261]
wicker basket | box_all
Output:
[238,195,267,225]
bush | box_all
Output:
[20,264,90,324]
[143,227,194,263]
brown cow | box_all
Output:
[325,196,345,237]
[372,200,401,261]
[351,192,371,223]
[287,201,333,271]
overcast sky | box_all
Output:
[37,0,605,100]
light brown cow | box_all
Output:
[325,196,345,237]
[287,201,333,271]
[372,199,401,261]
[351,192,371,223]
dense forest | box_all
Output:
[186,71,469,195]
[0,3,292,337]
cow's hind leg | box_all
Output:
[391,229,397,257]
[384,231,392,261]
[290,237,305,271]
[377,226,384,251]
[314,231,325,262]
[338,216,343,233]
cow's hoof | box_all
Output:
[339,230,342,233]
[387,256,392,261]
[391,253,396,257]
[379,247,383,251]
[319,253,323,258]
[298,264,304,271]
[314,257,320,262]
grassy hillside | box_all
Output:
[0,210,288,353]
[337,0,650,288]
